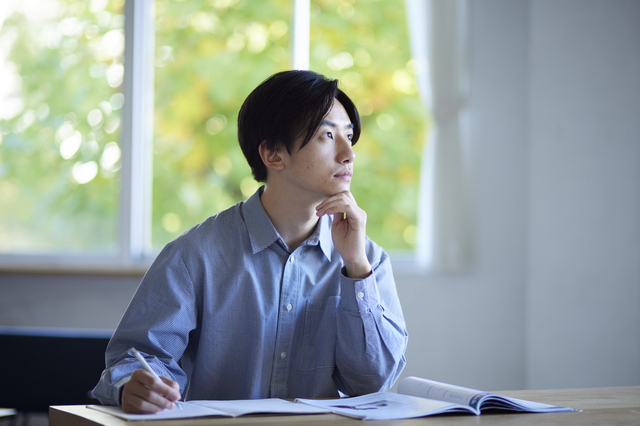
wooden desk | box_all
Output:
[50,386,640,426]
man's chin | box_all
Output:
[328,187,351,197]
[313,182,351,201]
[332,181,351,193]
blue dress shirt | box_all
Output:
[93,188,407,406]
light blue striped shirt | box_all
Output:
[93,188,407,406]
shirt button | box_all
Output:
[286,303,293,311]
[290,255,295,263]
[280,352,286,359]
[357,292,365,299]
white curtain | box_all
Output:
[405,0,473,271]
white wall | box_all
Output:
[0,273,138,329]
[1,0,638,392]
[395,0,530,391]
[398,0,640,391]
[526,0,640,388]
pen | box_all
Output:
[131,347,161,382]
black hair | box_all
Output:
[238,70,361,182]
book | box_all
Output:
[88,398,331,421]
[295,376,579,421]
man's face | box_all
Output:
[280,99,355,201]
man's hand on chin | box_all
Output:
[315,191,372,279]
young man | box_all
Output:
[93,70,408,414]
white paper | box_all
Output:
[189,398,331,416]
[89,398,329,421]
[89,402,226,421]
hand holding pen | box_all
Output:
[120,348,182,414]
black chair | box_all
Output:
[0,327,112,414]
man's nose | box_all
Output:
[338,136,356,163]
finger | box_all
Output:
[122,392,170,414]
[315,192,352,213]
[146,379,181,404]
[129,384,175,411]
[160,376,182,401]
[316,195,357,217]
[318,190,354,205]
[122,370,179,413]
[123,383,174,414]
[133,369,181,402]
[324,202,364,226]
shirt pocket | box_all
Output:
[301,296,339,371]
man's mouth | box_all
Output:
[334,170,353,180]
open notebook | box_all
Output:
[296,376,579,420]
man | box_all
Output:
[93,70,408,414]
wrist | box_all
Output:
[344,259,372,279]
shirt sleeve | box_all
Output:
[92,243,198,406]
[334,249,408,396]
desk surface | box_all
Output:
[50,386,640,426]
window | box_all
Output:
[0,0,426,271]
[308,0,425,252]
[151,0,291,247]
[0,0,125,256]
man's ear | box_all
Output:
[258,140,285,171]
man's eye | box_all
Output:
[325,132,333,139]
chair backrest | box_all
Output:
[0,326,112,413]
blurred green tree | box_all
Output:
[0,0,425,256]
[152,0,426,251]
[0,0,125,252]
[310,0,425,251]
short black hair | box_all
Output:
[238,70,361,182]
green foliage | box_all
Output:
[151,0,291,245]
[0,0,125,252]
[309,0,426,250]
[152,0,426,250]
[0,0,425,255]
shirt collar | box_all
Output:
[242,187,333,261]
[315,214,333,261]
[242,187,280,254]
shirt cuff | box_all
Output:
[339,269,381,315]
[114,375,132,407]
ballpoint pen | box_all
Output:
[131,347,161,381]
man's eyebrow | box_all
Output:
[321,119,354,129]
